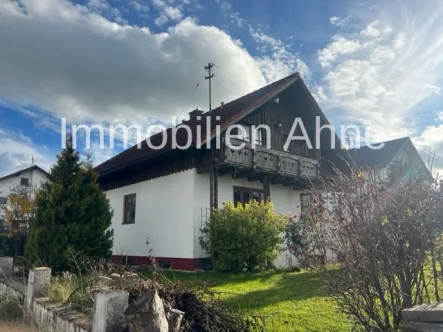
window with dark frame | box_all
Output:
[20,177,29,186]
[233,186,265,205]
[231,124,250,142]
[254,128,266,146]
[123,193,136,224]
[300,193,312,213]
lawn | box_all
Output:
[144,269,351,331]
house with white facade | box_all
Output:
[96,73,352,270]
[0,165,49,232]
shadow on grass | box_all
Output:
[217,271,325,311]
[142,269,326,310]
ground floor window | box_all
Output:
[123,193,136,224]
[300,193,312,213]
[233,186,265,205]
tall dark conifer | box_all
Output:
[25,141,113,273]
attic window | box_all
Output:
[255,128,265,146]
[20,178,29,186]
[231,124,250,142]
[123,194,136,224]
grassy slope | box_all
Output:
[145,270,351,332]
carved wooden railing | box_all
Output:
[222,138,319,178]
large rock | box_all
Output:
[125,289,169,332]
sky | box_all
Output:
[1,0,443,176]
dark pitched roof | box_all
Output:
[0,165,50,182]
[351,137,410,168]
[96,73,300,175]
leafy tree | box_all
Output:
[0,185,36,257]
[200,200,288,272]
[25,143,114,273]
[302,169,443,331]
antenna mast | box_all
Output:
[205,62,215,111]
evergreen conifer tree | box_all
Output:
[25,142,113,272]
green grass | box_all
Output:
[143,269,351,331]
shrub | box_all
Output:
[0,295,24,321]
[200,201,288,272]
[25,141,114,273]
[304,169,443,331]
[48,271,95,315]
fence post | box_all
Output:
[25,267,51,310]
[92,289,129,332]
[0,257,13,278]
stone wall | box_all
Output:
[0,258,129,332]
[0,257,183,332]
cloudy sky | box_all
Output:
[1,0,443,175]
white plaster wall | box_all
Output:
[193,171,210,258]
[193,172,303,266]
[0,169,48,195]
[30,169,49,187]
[0,170,34,196]
[106,169,195,258]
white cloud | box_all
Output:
[0,0,276,128]
[329,16,350,27]
[152,0,183,26]
[0,126,53,177]
[318,36,361,68]
[86,0,127,24]
[130,0,149,13]
[249,27,310,82]
[318,1,443,145]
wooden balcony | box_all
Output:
[219,138,319,179]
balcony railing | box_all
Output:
[221,138,319,178]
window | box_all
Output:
[123,194,136,224]
[233,186,265,205]
[0,196,7,205]
[283,134,307,155]
[254,128,266,146]
[300,193,312,213]
[231,124,250,142]
[20,177,29,186]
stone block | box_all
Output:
[0,257,13,278]
[26,267,52,310]
[92,289,129,332]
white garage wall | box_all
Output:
[106,169,196,259]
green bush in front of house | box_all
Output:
[24,141,114,273]
[200,200,288,272]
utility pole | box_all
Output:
[205,62,215,112]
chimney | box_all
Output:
[189,108,204,119]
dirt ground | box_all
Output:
[0,322,39,332]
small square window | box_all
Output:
[0,197,7,205]
[123,194,136,224]
[20,178,29,186]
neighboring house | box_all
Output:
[96,73,352,270]
[0,165,49,233]
[351,137,431,182]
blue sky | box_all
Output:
[1,0,443,176]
